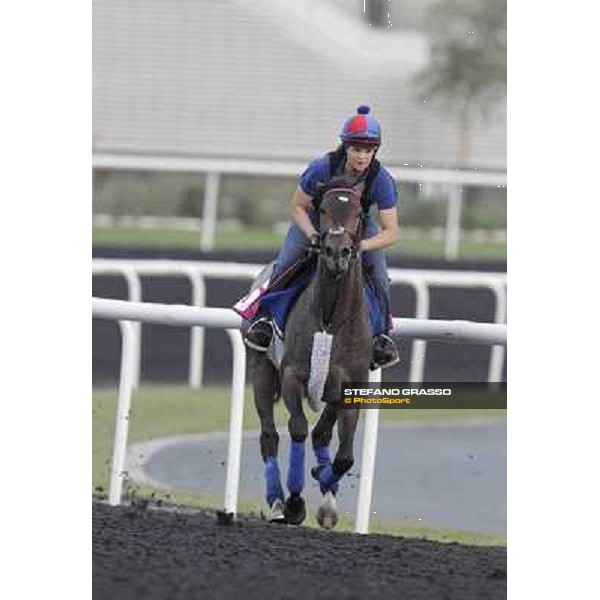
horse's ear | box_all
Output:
[315,178,346,208]
[353,180,366,195]
[350,180,366,205]
[312,182,326,209]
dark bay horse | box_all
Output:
[248,179,372,528]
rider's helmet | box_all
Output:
[340,105,381,146]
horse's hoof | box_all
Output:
[283,494,306,525]
[266,498,285,523]
[316,491,338,530]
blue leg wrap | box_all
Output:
[318,465,341,495]
[287,440,305,495]
[314,447,338,494]
[315,445,331,467]
[265,456,283,506]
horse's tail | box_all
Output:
[307,332,333,412]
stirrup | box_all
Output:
[370,334,400,370]
[243,317,274,352]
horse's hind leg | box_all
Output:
[250,351,284,521]
[281,365,308,525]
[310,403,339,495]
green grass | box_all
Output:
[93,385,506,545]
[93,227,284,250]
[396,238,507,260]
[92,226,506,260]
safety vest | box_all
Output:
[312,147,381,214]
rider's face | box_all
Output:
[346,144,376,174]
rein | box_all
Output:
[313,198,365,333]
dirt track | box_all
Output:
[93,501,506,600]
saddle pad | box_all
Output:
[233,256,314,321]
[258,270,314,332]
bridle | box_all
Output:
[318,188,364,258]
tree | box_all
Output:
[414,0,507,167]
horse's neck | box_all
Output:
[314,260,364,331]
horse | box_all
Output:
[246,177,372,529]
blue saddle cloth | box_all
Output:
[258,268,386,336]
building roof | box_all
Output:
[93,0,506,170]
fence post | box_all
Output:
[355,368,382,534]
[223,329,247,516]
[188,270,206,389]
[444,185,463,261]
[123,268,142,390]
[108,320,136,505]
[201,172,221,252]
[488,282,507,383]
[409,278,430,383]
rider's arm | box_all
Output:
[290,186,319,240]
[360,207,399,252]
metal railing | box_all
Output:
[92,296,507,534]
[92,259,507,388]
[92,152,507,260]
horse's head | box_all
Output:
[317,178,364,279]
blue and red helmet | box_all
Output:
[340,105,381,146]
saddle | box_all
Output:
[234,254,316,332]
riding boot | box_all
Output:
[243,317,274,352]
[370,333,400,370]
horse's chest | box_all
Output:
[331,329,371,364]
[286,328,370,384]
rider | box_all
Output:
[244,104,400,369]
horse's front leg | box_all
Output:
[311,402,340,529]
[311,402,338,495]
[281,365,308,525]
[315,406,360,529]
[332,406,360,481]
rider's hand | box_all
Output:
[308,233,321,255]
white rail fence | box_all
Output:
[92,297,507,534]
[92,259,507,388]
[92,153,507,260]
